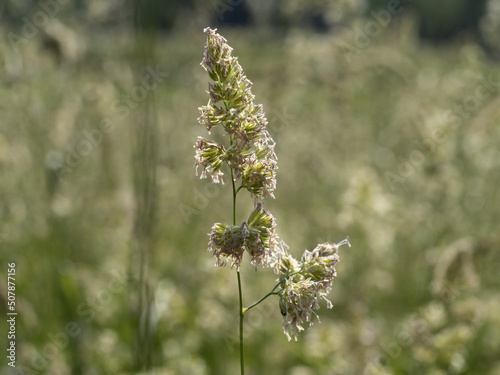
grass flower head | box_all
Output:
[273,238,351,341]
[196,27,277,201]
[195,27,351,371]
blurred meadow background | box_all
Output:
[1,0,500,374]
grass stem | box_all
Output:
[231,168,245,375]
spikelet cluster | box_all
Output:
[195,28,279,269]
[195,27,350,340]
[195,27,277,199]
[272,239,351,341]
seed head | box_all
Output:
[207,204,278,270]
[208,223,246,269]
[195,27,277,200]
[194,137,226,184]
[273,238,351,340]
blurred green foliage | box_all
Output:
[1,3,500,375]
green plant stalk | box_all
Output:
[238,271,244,375]
[243,280,282,314]
[231,168,245,375]
[243,270,302,314]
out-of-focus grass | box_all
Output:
[1,17,500,375]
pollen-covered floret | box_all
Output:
[245,203,277,267]
[207,204,278,270]
[273,238,351,341]
[195,27,277,200]
[194,137,226,184]
[208,223,246,269]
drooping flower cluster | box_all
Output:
[195,27,277,199]
[272,238,351,341]
[208,204,277,269]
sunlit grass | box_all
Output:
[1,16,500,374]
